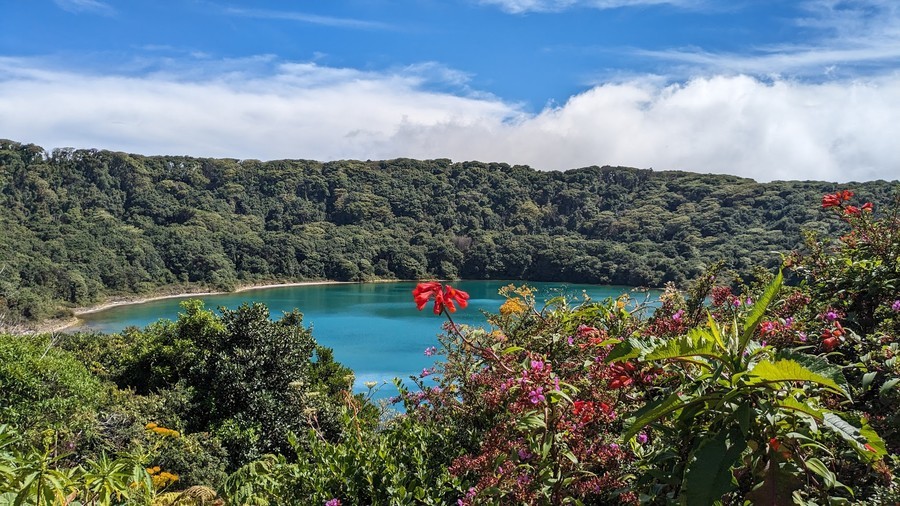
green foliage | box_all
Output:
[0,424,155,506]
[2,139,896,324]
[0,334,107,448]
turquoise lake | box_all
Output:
[75,281,659,398]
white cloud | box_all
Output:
[0,57,898,182]
[478,0,703,14]
[223,7,394,30]
[639,0,900,78]
[53,0,114,15]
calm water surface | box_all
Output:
[76,281,658,397]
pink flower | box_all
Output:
[528,387,545,404]
[325,500,341,506]
[424,346,437,356]
[892,300,900,312]
[672,309,684,322]
[637,433,648,444]
[530,360,544,371]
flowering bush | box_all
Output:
[398,192,899,505]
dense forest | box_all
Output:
[0,138,897,323]
[1,187,898,504]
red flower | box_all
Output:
[822,193,842,208]
[413,282,469,315]
[443,285,470,313]
[861,202,873,212]
[844,205,860,216]
[822,190,854,209]
[608,362,637,389]
[822,336,840,351]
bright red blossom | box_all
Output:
[608,362,637,389]
[413,282,470,315]
[822,194,842,208]
[822,190,854,209]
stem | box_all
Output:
[443,309,515,374]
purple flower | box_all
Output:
[732,299,742,308]
[567,335,574,345]
[518,448,533,460]
[892,300,900,312]
[530,360,544,371]
[798,332,808,342]
[826,311,839,321]
[528,387,545,404]
[672,309,684,322]
[746,298,753,305]
[325,499,341,506]
[609,443,620,450]
[784,317,794,328]
[637,433,648,444]
[424,346,437,356]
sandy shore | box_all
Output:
[26,279,400,334]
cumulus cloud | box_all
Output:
[0,57,898,182]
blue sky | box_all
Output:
[2,0,899,181]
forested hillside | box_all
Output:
[0,139,895,321]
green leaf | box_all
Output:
[861,371,877,391]
[880,378,900,396]
[776,397,823,420]
[804,458,836,489]
[622,392,689,442]
[821,412,886,460]
[605,338,645,363]
[682,426,746,505]
[775,351,850,397]
[707,312,726,351]
[748,359,849,399]
[739,270,782,355]
[516,415,546,431]
[645,328,721,364]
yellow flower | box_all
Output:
[150,426,180,438]
[500,297,527,316]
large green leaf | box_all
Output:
[775,351,849,398]
[605,338,646,363]
[645,328,721,364]
[682,426,746,505]
[822,412,887,460]
[747,359,849,398]
[738,270,782,356]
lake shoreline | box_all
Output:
[25,279,407,334]
[22,279,658,335]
